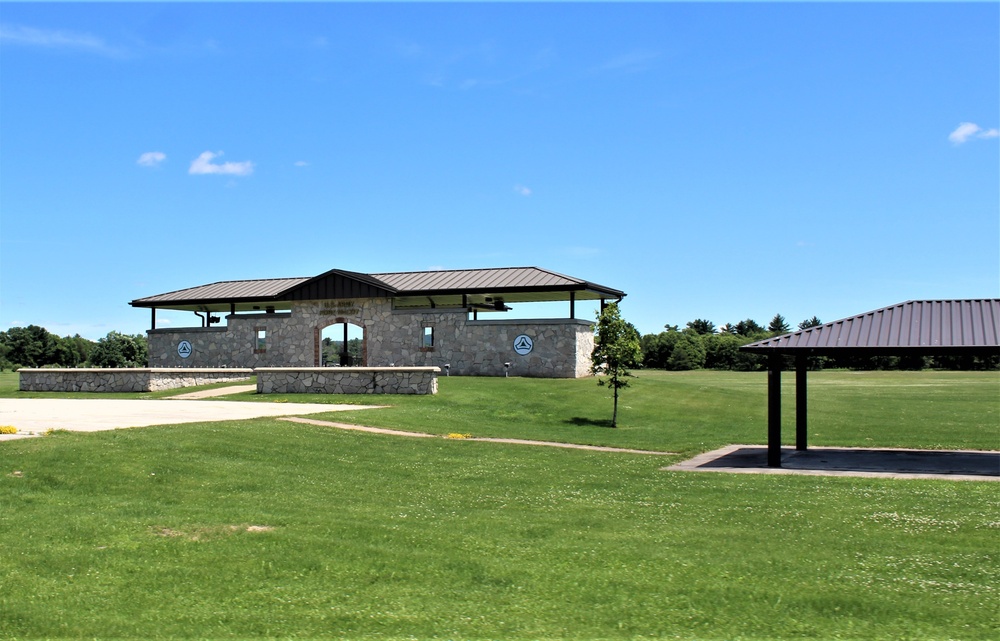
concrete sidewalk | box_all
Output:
[664,444,1000,481]
[168,384,258,400]
[0,398,381,440]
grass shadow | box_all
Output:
[564,416,615,429]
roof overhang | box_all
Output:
[131,266,625,313]
[740,299,1000,358]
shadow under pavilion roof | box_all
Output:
[130,266,626,313]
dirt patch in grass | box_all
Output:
[151,524,276,541]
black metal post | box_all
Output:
[767,354,782,467]
[342,323,349,366]
[151,308,156,331]
[796,355,808,451]
[570,291,576,319]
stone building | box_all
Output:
[130,267,625,378]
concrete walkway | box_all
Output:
[664,444,1000,481]
[0,398,380,440]
[282,416,676,455]
[167,384,258,399]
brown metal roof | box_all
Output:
[131,266,624,310]
[741,299,1000,356]
[372,267,624,299]
[131,277,311,306]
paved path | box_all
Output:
[664,444,1000,481]
[0,398,381,440]
[282,417,676,455]
[168,384,258,399]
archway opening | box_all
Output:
[321,321,365,366]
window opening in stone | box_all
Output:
[254,328,267,354]
[321,322,365,366]
[422,326,434,349]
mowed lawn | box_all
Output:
[0,370,997,639]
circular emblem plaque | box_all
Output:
[177,340,193,358]
[513,334,533,356]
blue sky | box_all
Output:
[1,2,997,340]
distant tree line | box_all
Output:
[0,325,148,370]
[641,314,998,371]
[321,337,363,366]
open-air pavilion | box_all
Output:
[127,266,625,377]
[740,299,1000,468]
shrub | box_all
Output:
[88,332,148,368]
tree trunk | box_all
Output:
[611,384,619,428]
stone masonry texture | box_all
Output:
[18,368,254,393]
[256,367,438,395]
[147,300,595,378]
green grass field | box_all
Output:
[0,370,997,639]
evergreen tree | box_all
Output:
[798,316,822,329]
[686,319,716,335]
[768,314,790,334]
[733,319,764,337]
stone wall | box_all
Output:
[147,299,595,378]
[257,367,439,395]
[18,368,254,393]
[374,316,595,378]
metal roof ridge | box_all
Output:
[301,268,397,289]
[371,266,545,276]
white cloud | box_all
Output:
[294,160,309,167]
[0,23,122,56]
[595,50,660,74]
[514,184,532,196]
[137,151,166,167]
[188,151,254,176]
[949,122,1000,145]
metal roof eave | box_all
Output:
[130,267,626,311]
[739,344,1000,357]
[129,295,294,310]
[393,283,624,300]
[739,299,1000,356]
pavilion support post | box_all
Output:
[570,291,576,319]
[767,354,782,468]
[796,355,808,451]
[150,308,156,331]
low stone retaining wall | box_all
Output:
[257,367,439,395]
[18,368,254,393]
